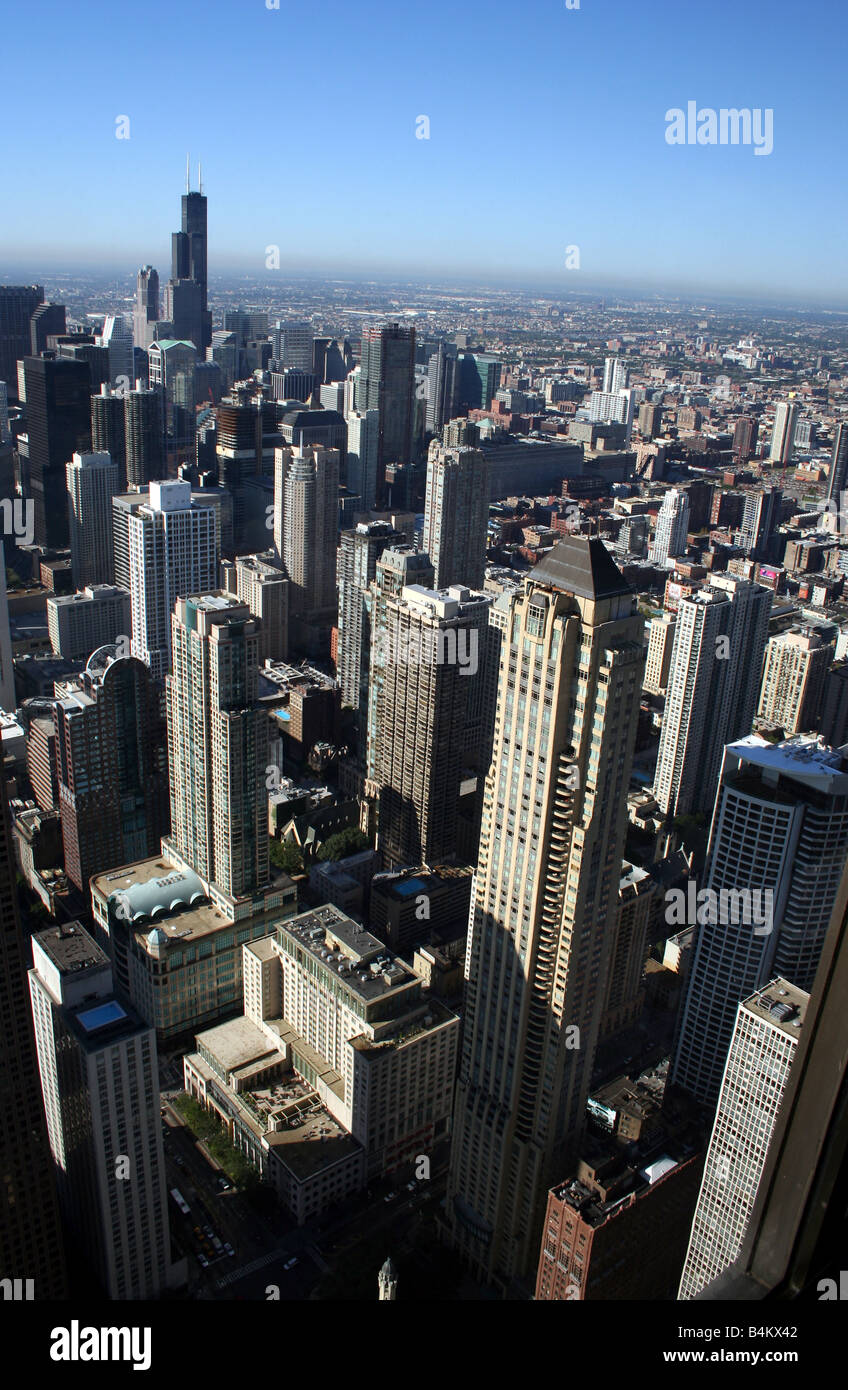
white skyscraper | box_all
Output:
[602,357,629,394]
[28,922,176,1300]
[649,488,690,566]
[678,978,807,1300]
[671,735,848,1107]
[127,479,219,679]
[98,313,135,389]
[66,450,120,589]
[653,578,772,818]
[588,388,636,444]
[769,400,799,465]
[345,408,380,512]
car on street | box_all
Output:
[224,1243,234,1257]
[283,1256,298,1270]
[198,1254,209,1269]
[217,1176,232,1191]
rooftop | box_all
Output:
[743,977,809,1039]
[531,535,632,601]
[278,904,417,1003]
[92,857,234,947]
[34,921,107,975]
[728,734,848,793]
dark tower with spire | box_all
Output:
[166,160,211,354]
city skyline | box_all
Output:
[3,9,848,1335]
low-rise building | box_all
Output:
[183,904,459,1218]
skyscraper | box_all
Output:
[643,613,676,695]
[337,520,406,746]
[638,401,663,440]
[127,480,219,680]
[29,303,66,356]
[66,450,120,588]
[826,420,848,505]
[124,381,165,487]
[147,340,197,464]
[757,628,832,734]
[458,353,501,411]
[649,487,690,566]
[47,585,132,661]
[24,354,92,548]
[653,577,771,819]
[422,442,490,591]
[445,537,645,1290]
[678,978,807,1300]
[0,284,44,398]
[425,342,460,435]
[271,319,313,371]
[133,266,160,351]
[732,416,759,461]
[671,737,848,1112]
[53,647,169,892]
[769,401,798,465]
[91,384,127,490]
[345,408,380,511]
[588,387,636,441]
[29,921,175,1299]
[602,356,629,394]
[98,314,134,389]
[359,323,415,498]
[737,486,782,559]
[367,581,491,870]
[0,774,67,1298]
[365,546,436,788]
[165,593,268,901]
[275,443,339,624]
[221,552,289,664]
[166,174,210,354]
[0,540,15,713]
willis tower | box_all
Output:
[165,160,211,354]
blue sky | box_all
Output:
[2,0,846,299]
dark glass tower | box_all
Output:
[29,303,66,356]
[24,354,92,549]
[168,176,211,353]
[0,772,68,1298]
[359,322,415,499]
[0,284,44,399]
